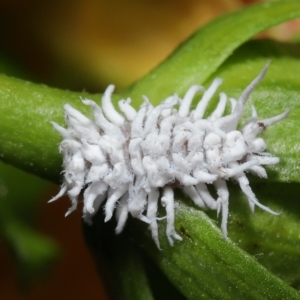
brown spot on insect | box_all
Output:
[257,122,266,130]
[166,179,181,189]
[238,155,247,164]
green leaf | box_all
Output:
[122,0,300,104]
[224,181,300,291]
[130,196,300,300]
[84,182,300,299]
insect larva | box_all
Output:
[50,62,288,249]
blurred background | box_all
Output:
[0,0,299,299]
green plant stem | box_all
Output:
[0,75,101,182]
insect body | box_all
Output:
[50,63,288,249]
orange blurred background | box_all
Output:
[0,0,299,299]
[0,0,299,92]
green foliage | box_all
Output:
[1,0,300,298]
[0,162,59,288]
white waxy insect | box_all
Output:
[50,63,288,249]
